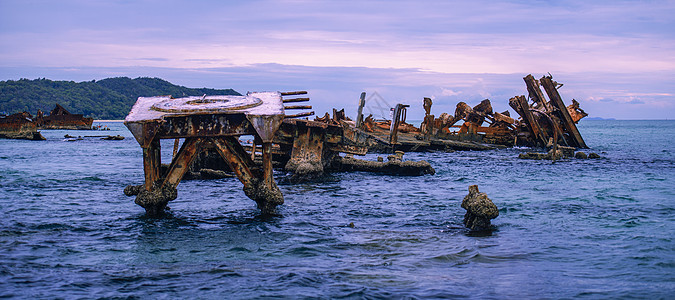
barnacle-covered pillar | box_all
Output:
[123,92,285,216]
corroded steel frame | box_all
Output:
[124,92,285,215]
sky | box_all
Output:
[1,0,674,119]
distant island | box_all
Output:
[584,117,616,120]
[0,77,241,120]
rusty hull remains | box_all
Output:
[36,104,94,130]
[0,112,45,140]
[349,73,588,152]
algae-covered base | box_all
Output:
[461,185,499,231]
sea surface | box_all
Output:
[0,120,673,299]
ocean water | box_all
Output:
[0,120,673,299]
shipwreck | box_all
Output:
[122,73,589,216]
[36,104,93,130]
[0,112,45,140]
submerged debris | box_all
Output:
[331,151,435,176]
[461,185,499,231]
[101,135,124,140]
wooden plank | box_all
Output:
[540,76,588,148]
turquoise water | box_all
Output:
[0,120,673,298]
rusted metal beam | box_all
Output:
[540,76,588,148]
[285,111,315,118]
[172,138,180,158]
[261,142,274,188]
[142,139,161,191]
[281,91,308,96]
[356,92,366,128]
[282,97,310,103]
[524,74,552,112]
[211,136,259,186]
[283,105,313,110]
[163,137,203,187]
[510,96,548,147]
[389,104,409,144]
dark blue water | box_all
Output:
[1,120,673,299]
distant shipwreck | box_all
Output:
[0,104,94,140]
[36,104,93,130]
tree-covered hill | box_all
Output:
[0,77,241,120]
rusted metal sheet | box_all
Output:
[157,114,253,139]
[567,99,588,123]
[285,123,326,175]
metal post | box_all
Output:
[356,92,366,128]
[262,142,274,188]
[142,138,161,191]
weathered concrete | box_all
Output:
[461,185,499,231]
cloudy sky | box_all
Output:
[1,0,674,119]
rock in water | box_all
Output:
[461,185,499,231]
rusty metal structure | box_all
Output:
[123,92,287,215]
[36,104,93,130]
[510,74,588,148]
[0,111,45,140]
[121,73,587,216]
[349,73,588,152]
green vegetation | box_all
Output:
[0,77,240,120]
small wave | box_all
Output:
[80,176,104,182]
[285,245,322,257]
[228,246,252,253]
[33,223,76,231]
